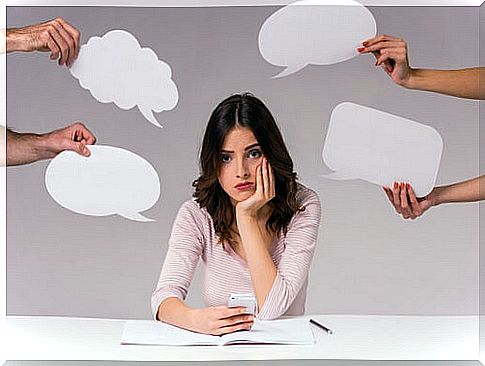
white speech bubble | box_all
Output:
[258,0,376,78]
[322,102,443,197]
[70,30,178,128]
[45,145,160,222]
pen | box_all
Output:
[309,318,333,335]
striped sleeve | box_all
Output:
[257,188,321,320]
[150,200,205,319]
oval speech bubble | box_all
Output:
[258,0,376,78]
[45,145,160,222]
[70,30,179,128]
[322,102,443,197]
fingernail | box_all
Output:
[363,41,368,46]
[393,182,398,189]
[357,47,365,52]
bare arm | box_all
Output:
[237,214,277,311]
[236,158,277,311]
[431,175,484,205]
[358,34,484,100]
[405,68,483,100]
[6,123,95,166]
[157,298,200,331]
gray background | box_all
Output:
[6,5,481,319]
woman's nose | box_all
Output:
[236,159,249,178]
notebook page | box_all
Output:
[221,318,314,345]
[121,320,221,346]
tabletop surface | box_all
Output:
[5,314,479,361]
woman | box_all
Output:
[151,93,321,335]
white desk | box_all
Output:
[6,315,478,361]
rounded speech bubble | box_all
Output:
[70,30,178,128]
[321,102,443,197]
[45,145,161,222]
[258,0,376,78]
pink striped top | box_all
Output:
[151,184,321,320]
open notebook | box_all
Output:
[121,318,314,346]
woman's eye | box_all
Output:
[221,154,232,163]
[248,149,262,159]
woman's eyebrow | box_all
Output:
[244,143,260,151]
[221,143,260,154]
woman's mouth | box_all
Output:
[235,182,254,191]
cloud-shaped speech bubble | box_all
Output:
[70,30,178,128]
[322,102,443,197]
[45,145,160,222]
[258,0,376,78]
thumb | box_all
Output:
[65,140,90,157]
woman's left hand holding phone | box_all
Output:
[190,306,254,335]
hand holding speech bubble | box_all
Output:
[70,30,178,128]
[45,145,160,222]
[322,102,443,197]
[258,0,376,78]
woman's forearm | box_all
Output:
[237,215,277,311]
[430,175,484,206]
[405,67,483,100]
[157,297,199,331]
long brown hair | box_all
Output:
[192,93,302,248]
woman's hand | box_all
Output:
[236,157,275,219]
[358,34,414,88]
[383,182,434,220]
[190,306,254,335]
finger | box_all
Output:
[255,164,263,195]
[363,34,400,47]
[358,41,405,54]
[375,48,406,66]
[77,125,96,145]
[384,186,400,212]
[262,158,269,198]
[400,182,411,216]
[382,186,394,204]
[52,19,76,66]
[46,38,60,60]
[407,184,421,216]
[375,52,393,67]
[216,314,254,328]
[392,182,401,213]
[55,18,80,59]
[369,50,393,75]
[80,142,91,157]
[216,321,254,335]
[64,140,90,157]
[47,26,69,65]
[268,160,275,199]
[219,306,247,319]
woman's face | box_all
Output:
[218,126,264,204]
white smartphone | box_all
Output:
[227,293,256,315]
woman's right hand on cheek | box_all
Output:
[191,306,254,335]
